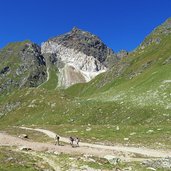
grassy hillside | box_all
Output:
[38,66,58,90]
[0,147,54,171]
[0,85,171,148]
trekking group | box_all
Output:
[55,134,80,147]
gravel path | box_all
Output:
[19,127,171,158]
[0,126,171,163]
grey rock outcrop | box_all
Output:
[41,27,117,87]
[117,50,128,59]
[19,134,28,139]
[104,155,121,165]
[142,157,171,169]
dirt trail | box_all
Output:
[18,127,171,158]
[0,132,115,157]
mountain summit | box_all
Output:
[41,27,117,87]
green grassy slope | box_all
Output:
[0,147,54,171]
[0,85,171,147]
[39,67,58,90]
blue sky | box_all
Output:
[1,0,171,52]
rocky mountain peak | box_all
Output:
[71,26,81,33]
[44,27,113,63]
[41,28,117,88]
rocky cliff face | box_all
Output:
[0,41,47,93]
[41,27,117,87]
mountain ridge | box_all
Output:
[1,18,171,93]
[0,28,119,92]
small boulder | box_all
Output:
[116,126,120,131]
[146,130,154,134]
[19,146,32,151]
[124,138,129,141]
[19,134,28,139]
[104,155,121,165]
[86,127,92,131]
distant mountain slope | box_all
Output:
[0,41,47,94]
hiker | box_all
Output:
[69,136,74,147]
[55,134,60,145]
[75,137,80,147]
[69,136,80,147]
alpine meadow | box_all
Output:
[0,15,171,170]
